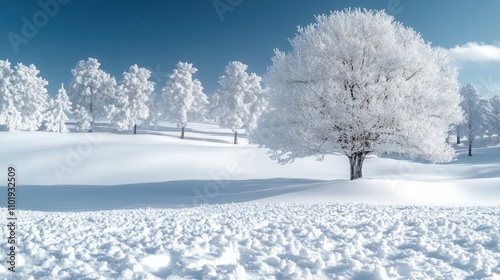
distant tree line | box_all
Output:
[0,58,267,143]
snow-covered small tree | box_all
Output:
[69,57,117,132]
[190,80,208,124]
[489,95,500,139]
[250,9,463,180]
[45,84,72,133]
[13,63,50,131]
[112,64,155,134]
[215,61,265,144]
[458,84,492,156]
[207,92,222,121]
[162,62,208,139]
[245,74,267,133]
[0,60,19,130]
[143,93,163,129]
[0,61,52,131]
[481,99,495,141]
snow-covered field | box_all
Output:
[1,122,499,279]
[2,204,500,279]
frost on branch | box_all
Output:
[250,9,463,180]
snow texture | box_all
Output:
[1,204,499,279]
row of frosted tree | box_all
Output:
[0,58,266,144]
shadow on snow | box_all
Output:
[3,178,327,212]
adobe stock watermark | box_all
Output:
[385,160,415,188]
[7,0,71,54]
[51,133,103,182]
[213,0,243,21]
[192,145,257,205]
[478,74,500,96]
[146,64,169,85]
[386,0,412,15]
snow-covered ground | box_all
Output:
[0,121,499,279]
[2,204,500,279]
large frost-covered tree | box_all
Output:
[215,61,266,144]
[162,62,207,139]
[69,58,117,132]
[458,84,491,156]
[45,84,72,133]
[0,60,50,131]
[250,9,463,180]
[112,64,155,134]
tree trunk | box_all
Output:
[468,122,472,156]
[348,152,367,180]
[457,135,460,144]
[233,131,238,144]
[181,126,185,139]
[133,124,137,135]
[89,100,93,133]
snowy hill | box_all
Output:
[1,121,499,210]
[0,121,499,279]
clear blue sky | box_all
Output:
[1,0,500,97]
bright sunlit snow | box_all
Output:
[0,121,499,279]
